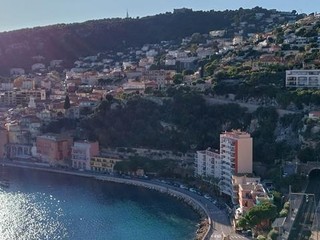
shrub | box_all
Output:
[279,208,288,217]
[257,235,267,240]
[267,229,279,240]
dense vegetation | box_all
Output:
[79,89,250,152]
[43,89,291,168]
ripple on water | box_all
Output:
[0,190,68,240]
[0,167,199,240]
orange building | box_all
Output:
[36,134,73,165]
[0,127,8,159]
[233,175,273,221]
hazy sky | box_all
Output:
[0,0,317,32]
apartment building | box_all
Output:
[195,149,221,178]
[90,156,122,173]
[219,130,253,196]
[72,141,99,170]
[286,70,320,88]
[36,134,73,165]
[233,175,273,222]
[195,130,253,198]
[0,89,46,106]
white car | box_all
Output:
[204,194,212,200]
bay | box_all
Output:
[0,166,200,240]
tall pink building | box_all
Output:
[220,130,253,196]
[195,130,253,198]
[36,134,73,165]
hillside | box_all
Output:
[0,7,299,74]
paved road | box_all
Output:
[204,97,296,117]
[290,178,320,240]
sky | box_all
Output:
[0,0,318,32]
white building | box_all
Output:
[196,48,214,59]
[146,49,158,58]
[195,149,221,178]
[31,63,46,72]
[233,36,243,46]
[165,59,176,66]
[209,30,226,38]
[286,70,320,88]
[10,68,25,76]
[21,79,35,90]
[72,141,100,170]
[1,82,14,91]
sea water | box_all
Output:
[0,167,200,240]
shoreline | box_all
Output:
[95,175,211,240]
[2,161,211,240]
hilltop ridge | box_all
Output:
[0,7,301,74]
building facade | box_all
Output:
[286,70,320,88]
[233,175,273,222]
[219,130,253,196]
[90,156,122,173]
[72,141,99,170]
[0,89,46,106]
[36,134,73,165]
[195,149,221,178]
[195,130,253,198]
[0,127,8,159]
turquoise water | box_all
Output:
[0,167,200,240]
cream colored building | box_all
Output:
[90,156,122,173]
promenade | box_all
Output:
[2,161,249,240]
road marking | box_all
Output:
[212,234,221,239]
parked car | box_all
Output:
[204,194,211,200]
[180,184,188,189]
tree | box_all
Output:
[239,202,278,231]
[173,73,183,84]
[64,95,71,110]
[183,69,194,76]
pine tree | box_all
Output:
[64,95,71,109]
